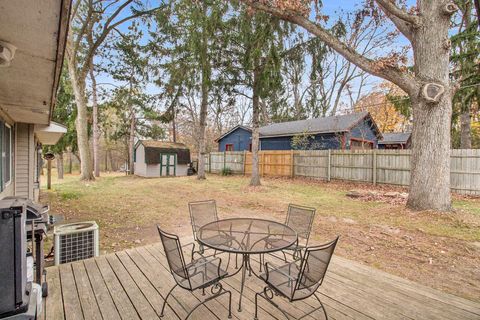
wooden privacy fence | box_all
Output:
[205,149,480,195]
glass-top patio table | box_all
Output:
[198,218,297,312]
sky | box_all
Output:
[92,0,417,117]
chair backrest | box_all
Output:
[157,226,191,289]
[285,204,316,246]
[294,237,339,298]
[189,200,218,240]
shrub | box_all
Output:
[221,167,233,176]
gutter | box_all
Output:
[49,0,72,124]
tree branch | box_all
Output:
[242,1,419,95]
[376,2,414,41]
[374,0,422,26]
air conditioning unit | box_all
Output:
[54,221,99,265]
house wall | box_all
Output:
[218,128,252,151]
[15,123,35,199]
[260,133,343,150]
[346,118,379,148]
[134,144,147,177]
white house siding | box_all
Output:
[15,123,35,199]
[134,144,147,177]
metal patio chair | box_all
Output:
[189,199,236,267]
[158,226,232,319]
[255,237,339,320]
[261,204,316,269]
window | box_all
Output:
[225,144,234,151]
[249,143,252,152]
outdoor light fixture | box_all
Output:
[0,41,17,67]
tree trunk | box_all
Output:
[67,59,94,181]
[90,69,100,177]
[250,66,261,186]
[129,107,135,175]
[67,148,73,174]
[407,2,452,211]
[460,107,472,149]
[197,8,209,181]
[172,104,177,143]
[197,79,208,180]
[57,153,64,180]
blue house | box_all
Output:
[215,125,252,151]
[216,112,382,151]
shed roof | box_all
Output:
[138,140,189,149]
[378,132,411,144]
[259,112,375,137]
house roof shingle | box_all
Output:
[259,112,371,137]
[378,132,411,144]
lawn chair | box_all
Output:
[158,226,232,319]
[261,204,316,270]
[255,237,339,320]
[189,199,236,268]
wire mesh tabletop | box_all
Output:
[198,218,298,312]
[198,218,298,254]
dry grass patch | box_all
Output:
[41,172,480,301]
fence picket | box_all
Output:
[205,149,480,195]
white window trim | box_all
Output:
[4,123,12,186]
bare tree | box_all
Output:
[66,0,158,180]
[242,0,459,212]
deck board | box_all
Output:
[43,243,480,320]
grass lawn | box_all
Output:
[41,172,480,301]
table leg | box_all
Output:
[238,253,248,312]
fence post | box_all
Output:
[223,151,226,171]
[290,150,294,178]
[208,153,211,173]
[243,150,246,175]
[261,152,265,177]
[327,149,331,182]
[373,150,377,185]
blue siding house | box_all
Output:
[215,125,252,151]
[216,112,382,151]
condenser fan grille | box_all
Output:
[59,231,95,264]
[54,221,99,265]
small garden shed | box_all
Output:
[134,140,191,177]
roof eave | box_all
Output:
[49,0,71,124]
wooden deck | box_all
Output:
[41,243,480,320]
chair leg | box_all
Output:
[255,288,290,320]
[313,293,328,320]
[160,284,177,317]
[185,285,232,320]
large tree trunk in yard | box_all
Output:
[407,2,452,211]
[67,59,94,181]
[90,69,100,177]
[250,67,261,186]
[129,107,135,175]
[197,83,208,180]
[57,153,64,180]
[460,107,472,149]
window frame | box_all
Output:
[225,144,234,151]
[4,123,12,186]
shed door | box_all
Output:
[160,153,176,176]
